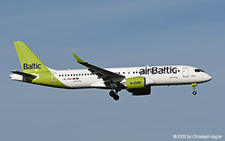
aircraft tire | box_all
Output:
[113,95,119,101]
[193,91,197,95]
[109,91,116,97]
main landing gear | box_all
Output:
[191,83,197,95]
[109,90,120,101]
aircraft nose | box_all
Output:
[204,73,212,82]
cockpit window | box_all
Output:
[195,69,205,73]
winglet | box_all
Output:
[73,53,85,63]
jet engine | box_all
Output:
[126,76,151,95]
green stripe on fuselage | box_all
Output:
[30,71,69,88]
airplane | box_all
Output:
[10,41,212,101]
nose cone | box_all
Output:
[204,73,212,82]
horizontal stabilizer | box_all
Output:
[11,70,37,79]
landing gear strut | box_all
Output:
[191,83,197,95]
[109,90,119,101]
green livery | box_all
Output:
[13,41,68,88]
[14,41,49,73]
[126,77,146,90]
[126,76,151,95]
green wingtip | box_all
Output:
[73,53,85,63]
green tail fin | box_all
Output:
[14,41,48,73]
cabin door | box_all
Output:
[182,67,189,77]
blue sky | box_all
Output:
[0,0,225,140]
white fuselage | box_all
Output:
[51,65,212,89]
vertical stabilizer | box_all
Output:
[14,41,48,73]
[12,41,68,88]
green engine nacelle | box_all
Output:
[126,77,151,95]
[126,76,146,89]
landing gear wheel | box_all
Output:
[113,95,119,101]
[193,91,197,95]
[109,90,120,101]
[109,91,115,97]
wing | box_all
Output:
[73,54,125,88]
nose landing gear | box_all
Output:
[109,90,120,101]
[191,83,197,95]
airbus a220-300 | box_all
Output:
[10,41,212,101]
